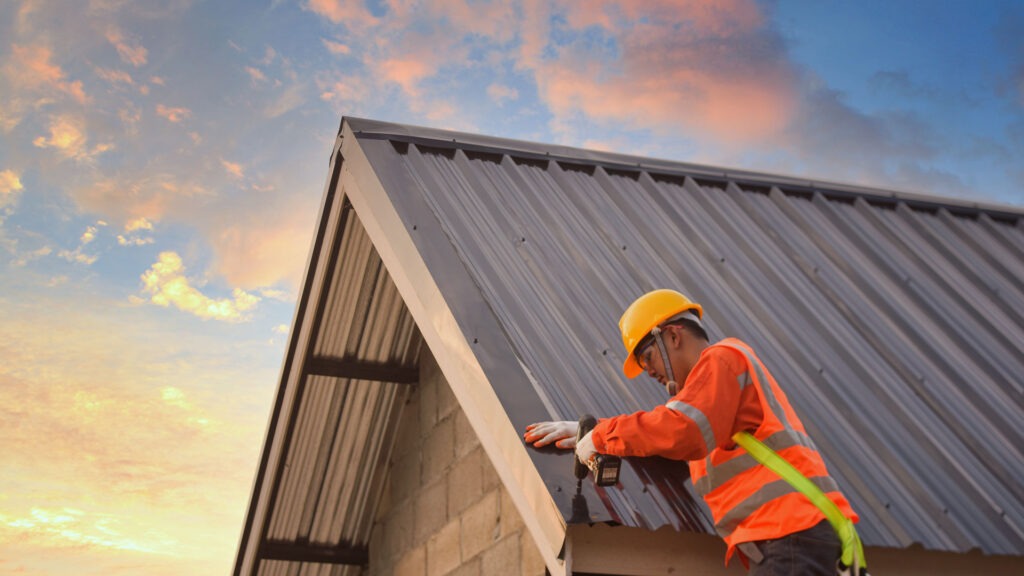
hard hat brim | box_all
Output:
[622,355,644,379]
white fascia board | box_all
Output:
[338,122,567,576]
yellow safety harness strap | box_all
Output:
[733,431,867,574]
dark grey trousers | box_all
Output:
[745,520,841,576]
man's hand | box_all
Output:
[524,421,577,448]
[575,430,597,464]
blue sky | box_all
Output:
[1,1,1022,574]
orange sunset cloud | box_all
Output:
[105,27,148,67]
[7,44,88,104]
[532,0,798,145]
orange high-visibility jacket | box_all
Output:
[591,337,858,563]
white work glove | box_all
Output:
[524,420,577,449]
[575,430,597,465]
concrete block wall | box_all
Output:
[368,349,546,576]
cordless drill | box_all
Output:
[574,414,621,487]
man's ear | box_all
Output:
[667,324,686,349]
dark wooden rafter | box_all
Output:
[259,540,368,566]
[305,355,418,383]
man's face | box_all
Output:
[635,329,672,385]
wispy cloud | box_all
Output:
[322,38,350,55]
[244,65,266,83]
[0,299,274,573]
[105,27,148,67]
[221,159,245,179]
[140,252,260,322]
[155,104,191,123]
[5,44,88,106]
[487,83,518,105]
[304,0,378,27]
[95,67,135,86]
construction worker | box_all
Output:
[524,289,860,575]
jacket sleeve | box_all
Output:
[591,346,747,461]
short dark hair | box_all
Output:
[669,318,709,342]
[635,318,709,360]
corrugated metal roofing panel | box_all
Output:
[239,187,423,574]
[345,117,1024,556]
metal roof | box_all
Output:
[236,117,1024,575]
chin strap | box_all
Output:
[649,326,679,396]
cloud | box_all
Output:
[263,82,305,118]
[95,67,135,86]
[487,83,518,104]
[525,0,799,146]
[58,248,97,265]
[304,0,378,27]
[114,218,155,246]
[0,170,23,209]
[140,251,260,322]
[322,38,350,55]
[106,27,148,67]
[5,44,88,106]
[75,175,207,228]
[244,66,266,83]
[32,116,112,162]
[378,57,433,97]
[0,508,160,553]
[318,76,367,105]
[125,217,154,232]
[0,299,276,573]
[221,159,245,179]
[155,104,191,123]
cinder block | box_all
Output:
[481,533,520,575]
[480,446,501,492]
[498,485,525,538]
[419,360,440,435]
[453,408,481,458]
[392,395,423,461]
[414,479,448,544]
[393,544,425,576]
[383,494,414,558]
[437,371,460,420]
[391,452,421,504]
[520,530,546,576]
[422,414,455,485]
[427,519,461,576]
[460,489,499,561]
[447,447,484,517]
[448,558,482,576]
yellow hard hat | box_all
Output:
[619,289,703,379]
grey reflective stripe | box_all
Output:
[665,400,716,455]
[694,428,819,496]
[715,476,841,537]
[737,370,752,391]
[719,342,792,430]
